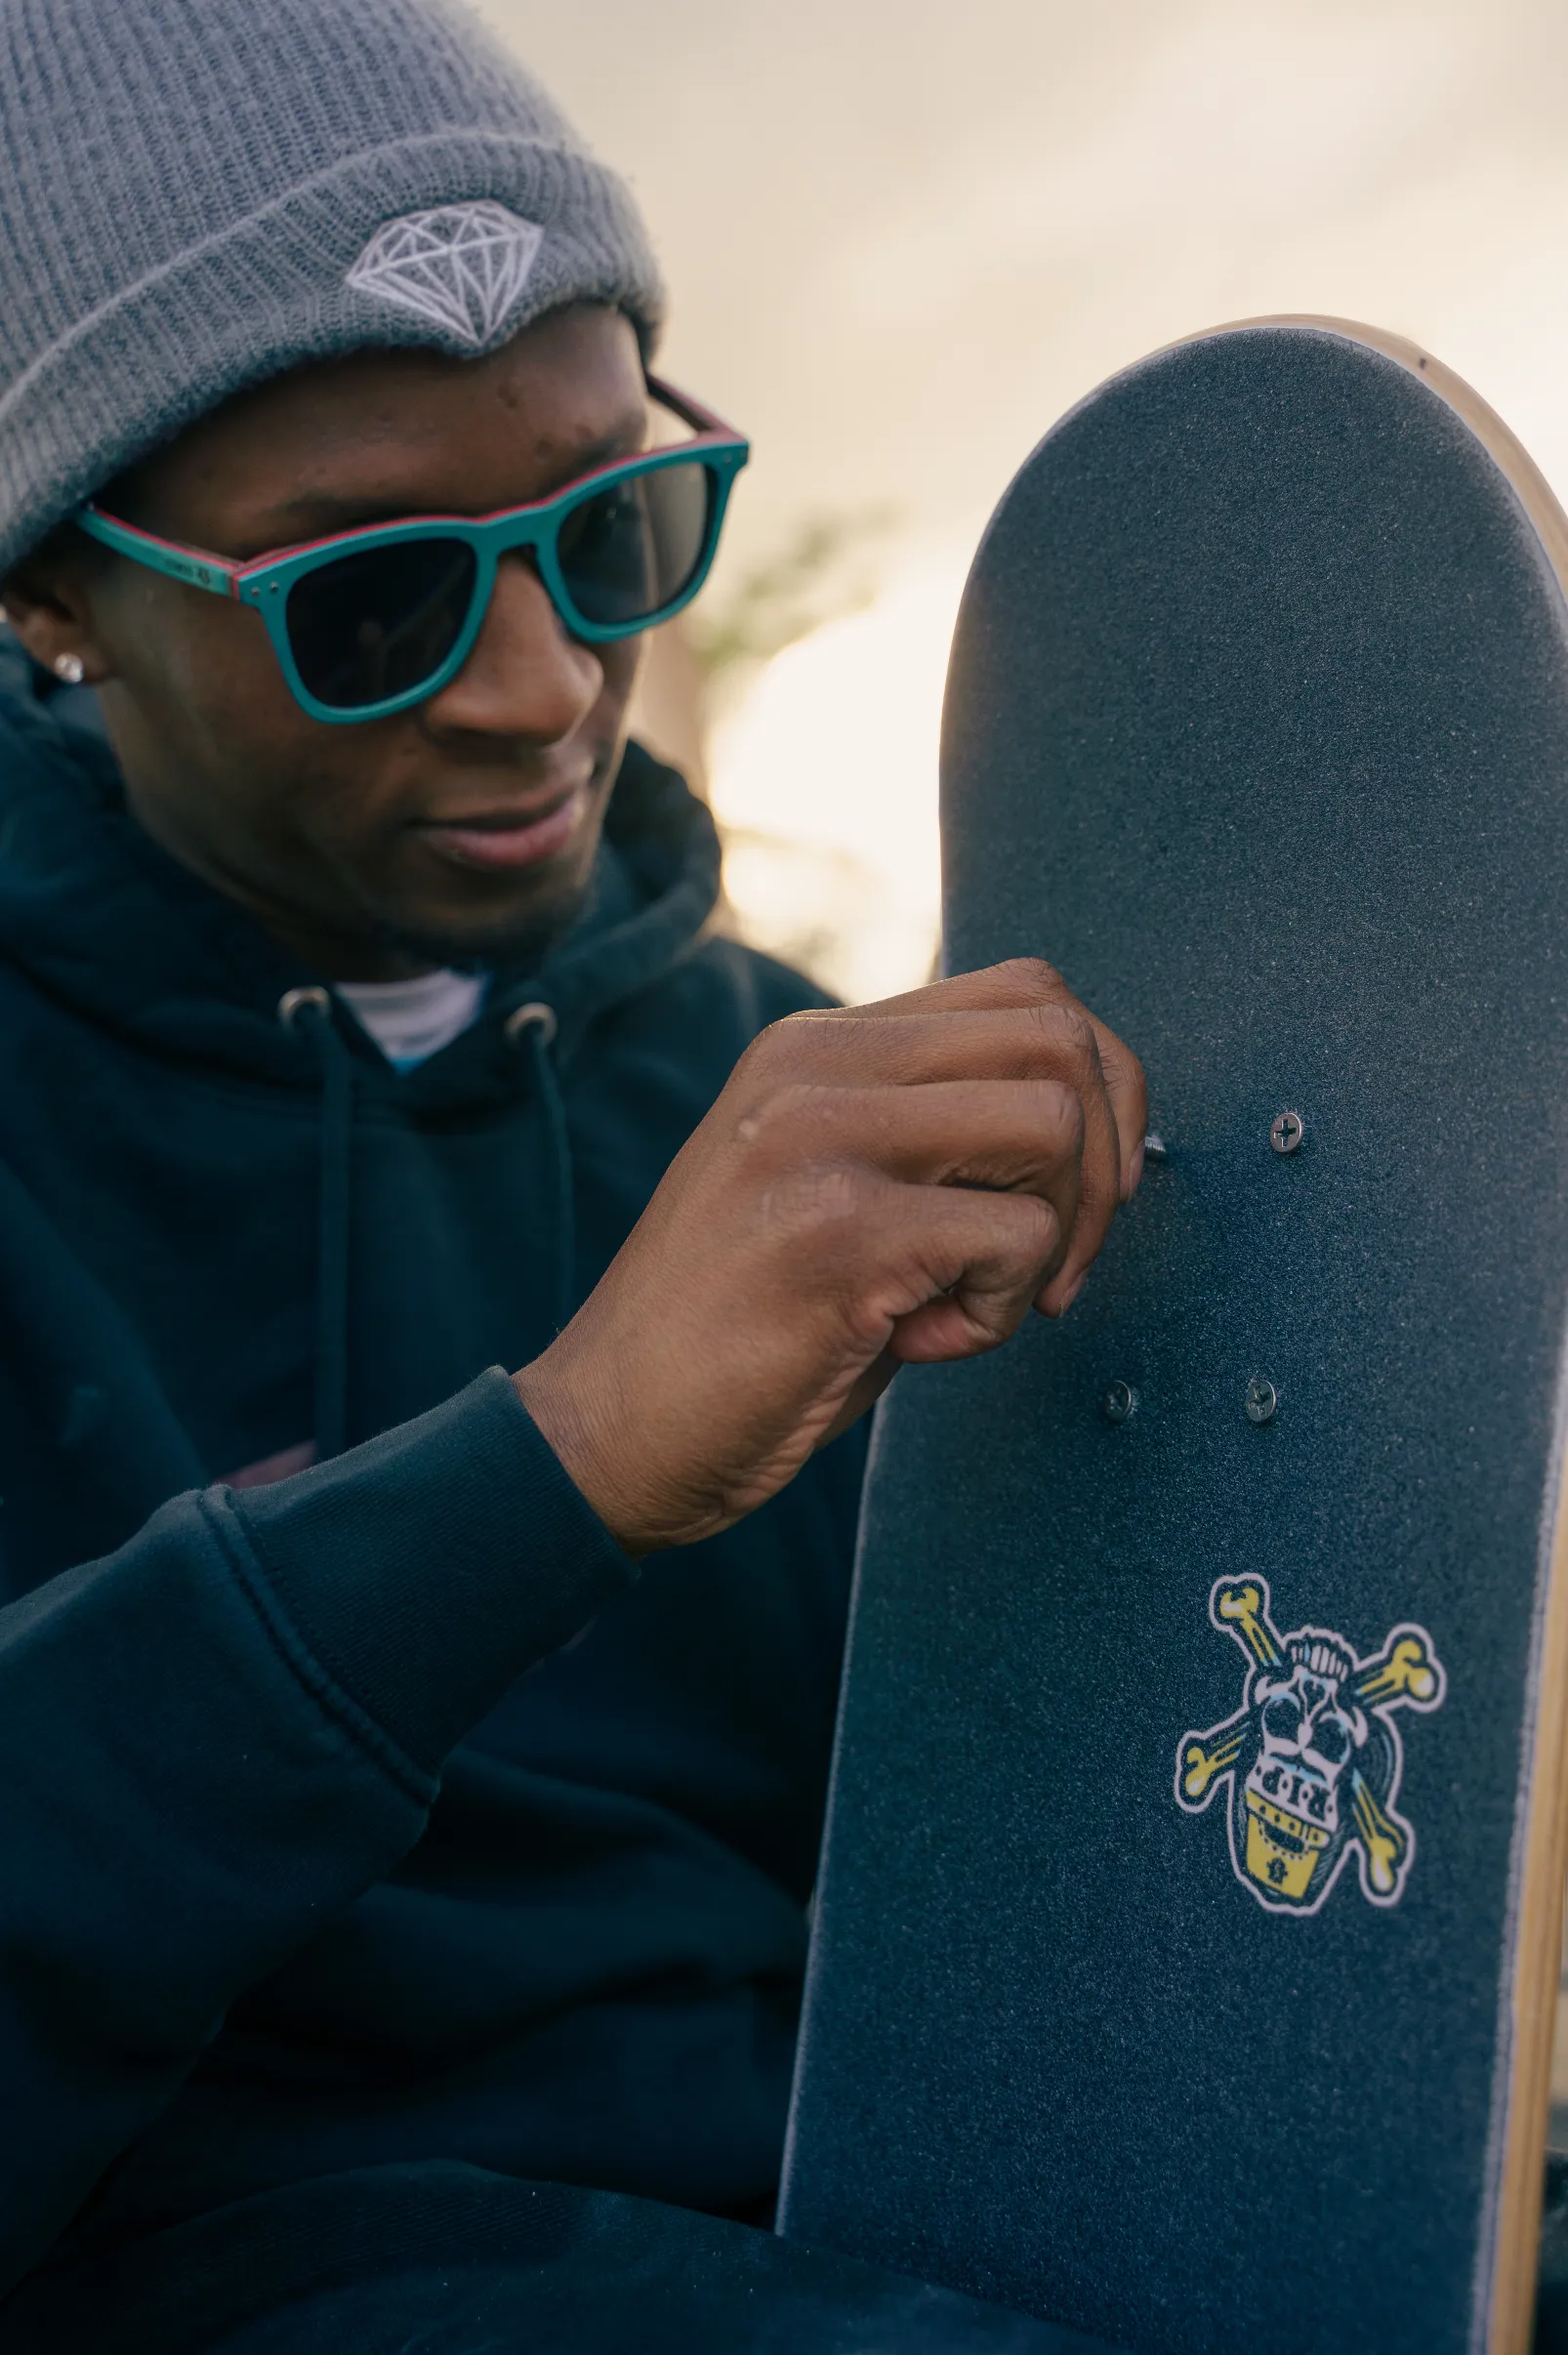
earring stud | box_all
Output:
[53,652,85,684]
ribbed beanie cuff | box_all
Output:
[0,0,666,575]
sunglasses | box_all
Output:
[73,376,748,725]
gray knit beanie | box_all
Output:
[0,0,665,574]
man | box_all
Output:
[0,0,1144,2343]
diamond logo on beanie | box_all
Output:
[346,202,546,347]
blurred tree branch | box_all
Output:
[688,506,901,683]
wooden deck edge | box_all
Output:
[1178,314,1568,2355]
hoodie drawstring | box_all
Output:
[278,986,353,1462]
[275,987,571,1463]
[504,1001,576,1336]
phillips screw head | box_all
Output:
[1270,1110,1304,1155]
[1244,1377,1278,1425]
[1101,1381,1137,1425]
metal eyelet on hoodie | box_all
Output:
[276,984,332,1030]
[503,1000,557,1051]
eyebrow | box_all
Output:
[262,414,649,539]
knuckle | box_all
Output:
[1022,998,1098,1063]
[1105,1031,1147,1090]
[1013,1072,1082,1142]
[991,954,1063,999]
[1038,1079,1087,1148]
[732,1079,846,1154]
[1004,1189,1062,1249]
[760,1159,882,1249]
[733,1010,865,1105]
[736,1012,806,1078]
[969,1194,1062,1294]
[960,1184,1060,1259]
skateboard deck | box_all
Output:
[778,319,1568,2355]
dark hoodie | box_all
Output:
[0,633,867,2330]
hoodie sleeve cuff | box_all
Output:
[217,1368,635,1771]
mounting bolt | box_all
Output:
[1142,1131,1168,1164]
[1102,1381,1137,1425]
[1269,1110,1304,1156]
[1244,1377,1278,1425]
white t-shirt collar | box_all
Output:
[334,969,488,1071]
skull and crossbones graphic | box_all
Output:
[1176,1579,1445,1915]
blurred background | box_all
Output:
[482,0,1568,1004]
[478,0,1568,2126]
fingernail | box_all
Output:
[1059,1273,1087,1313]
[1123,1142,1144,1201]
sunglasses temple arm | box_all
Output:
[644,373,744,444]
[74,506,241,600]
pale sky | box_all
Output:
[487,0,1568,564]
[480,1,1568,996]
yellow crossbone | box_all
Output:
[1181,1728,1246,1800]
[1351,1774,1409,1897]
[1354,1633,1440,1707]
[1215,1583,1284,1669]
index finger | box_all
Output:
[830,957,1148,1202]
[822,956,1073,1022]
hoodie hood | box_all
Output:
[0,619,740,1504]
[0,624,722,1097]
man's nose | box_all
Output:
[422,552,602,742]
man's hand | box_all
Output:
[514,959,1146,1555]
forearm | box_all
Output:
[0,1368,631,2292]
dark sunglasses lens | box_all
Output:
[285,538,477,711]
[557,461,716,628]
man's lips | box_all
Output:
[412,786,584,872]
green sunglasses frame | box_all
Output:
[74,376,749,725]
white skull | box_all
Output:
[1255,1641,1368,1826]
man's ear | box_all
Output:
[1,531,113,683]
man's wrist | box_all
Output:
[513,1350,646,1560]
